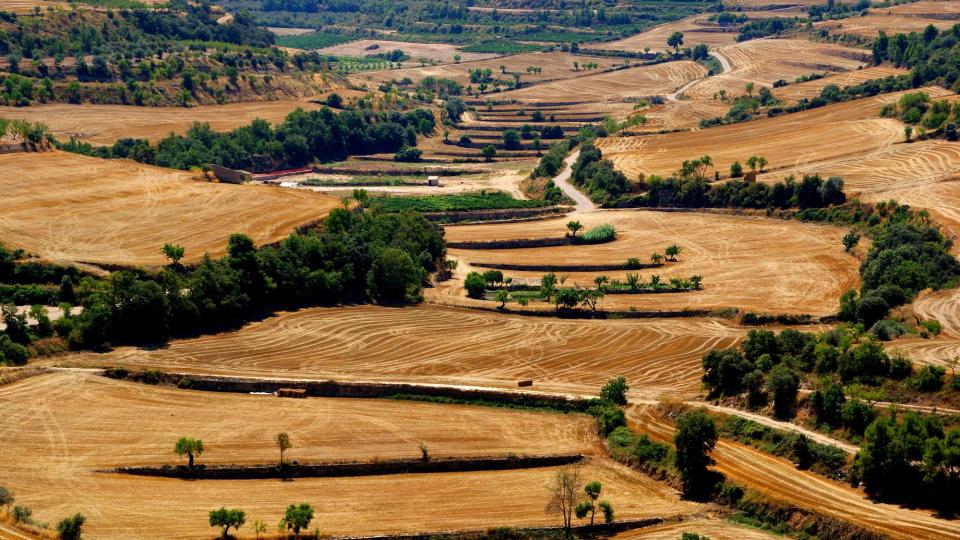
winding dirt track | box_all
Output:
[63,304,745,400]
[0,151,339,267]
[0,372,698,539]
[629,406,960,540]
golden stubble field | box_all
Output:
[814,0,960,38]
[443,210,859,316]
[0,101,322,146]
[0,371,699,539]
[316,39,495,63]
[0,152,339,268]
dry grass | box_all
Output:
[0,151,340,267]
[597,89,949,180]
[62,304,746,399]
[349,51,624,89]
[0,101,322,146]
[443,210,859,316]
[0,371,699,539]
[316,39,494,63]
[592,15,741,53]
[773,65,909,102]
[814,1,960,38]
[614,518,778,539]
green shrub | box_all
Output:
[580,224,616,244]
[909,365,946,392]
[870,319,908,341]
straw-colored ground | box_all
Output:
[349,51,623,89]
[773,65,909,102]
[0,151,339,268]
[0,101,322,146]
[614,518,778,539]
[591,15,742,53]
[815,1,960,38]
[597,89,948,180]
[315,39,495,63]
[63,304,745,400]
[442,210,859,316]
[0,371,699,539]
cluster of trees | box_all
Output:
[838,205,960,327]
[736,17,797,42]
[0,486,84,540]
[614,174,845,210]
[854,411,960,513]
[546,469,615,532]
[702,84,778,126]
[871,24,960,92]
[208,503,314,538]
[62,107,435,173]
[881,91,960,141]
[25,209,443,350]
[571,141,631,203]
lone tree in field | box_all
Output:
[282,503,314,539]
[161,243,185,266]
[0,485,13,508]
[651,252,664,264]
[546,467,581,534]
[667,31,684,55]
[174,437,204,469]
[575,480,603,525]
[57,513,85,540]
[674,408,718,498]
[482,144,497,162]
[567,220,583,237]
[209,507,246,538]
[275,432,292,466]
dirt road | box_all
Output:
[551,149,596,212]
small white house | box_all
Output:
[427,175,440,187]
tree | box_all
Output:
[651,253,664,264]
[495,289,509,309]
[667,31,684,54]
[367,247,426,303]
[843,231,861,252]
[533,137,543,156]
[394,146,422,162]
[482,144,497,161]
[567,220,583,237]
[767,364,799,419]
[275,432,292,466]
[282,503,314,539]
[209,507,246,538]
[464,271,486,299]
[325,92,343,108]
[600,376,629,405]
[174,437,204,468]
[574,480,602,525]
[0,486,13,508]
[540,273,558,302]
[745,82,755,97]
[665,244,682,261]
[598,500,614,523]
[730,161,743,178]
[57,513,85,540]
[674,408,718,497]
[545,467,581,534]
[904,125,913,142]
[252,519,267,539]
[503,129,521,150]
[161,243,185,266]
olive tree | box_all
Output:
[275,432,292,466]
[174,437,204,468]
[209,507,246,538]
[282,503,314,539]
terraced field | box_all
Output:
[815,1,960,38]
[443,210,859,316]
[63,304,745,400]
[591,15,742,53]
[0,151,339,268]
[597,89,946,180]
[315,39,495,63]
[0,101,323,146]
[0,371,697,539]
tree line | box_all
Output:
[2,209,445,354]
[60,106,436,173]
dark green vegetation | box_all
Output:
[880,91,960,141]
[61,107,436,172]
[1,209,445,355]
[372,191,550,213]
[225,0,714,49]
[872,24,960,92]
[570,141,630,204]
[736,18,797,42]
[718,416,848,480]
[616,174,846,210]
[0,1,299,106]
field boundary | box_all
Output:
[469,261,661,271]
[338,517,668,540]
[113,454,583,480]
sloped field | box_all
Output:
[0,152,339,267]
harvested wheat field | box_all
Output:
[815,1,960,38]
[444,210,858,316]
[684,39,868,101]
[496,61,707,104]
[0,0,69,13]
[349,51,623,89]
[315,39,495,63]
[63,304,745,399]
[0,371,699,539]
[773,65,909,102]
[0,101,322,146]
[891,287,960,367]
[630,405,960,540]
[592,16,741,53]
[598,89,950,180]
[0,151,339,267]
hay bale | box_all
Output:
[277,388,307,398]
[517,379,534,387]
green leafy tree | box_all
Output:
[730,161,743,178]
[598,500,614,523]
[667,31,684,54]
[665,244,682,261]
[767,364,799,419]
[0,486,13,508]
[57,513,86,540]
[282,503,314,539]
[600,376,629,405]
[482,144,497,161]
[174,437,204,468]
[464,271,486,299]
[843,231,860,252]
[567,220,583,237]
[540,272,558,302]
[161,243,185,266]
[366,247,426,303]
[574,481,603,525]
[275,432,292,465]
[209,507,246,538]
[674,408,718,497]
[495,289,509,309]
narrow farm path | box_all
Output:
[551,149,596,212]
